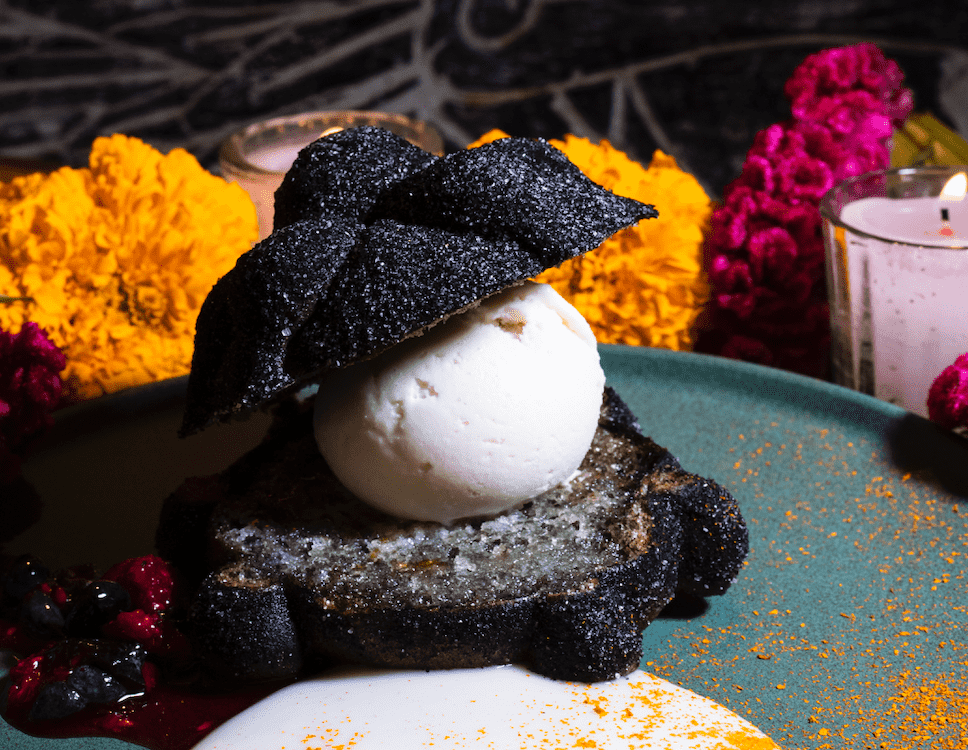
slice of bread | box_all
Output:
[158,388,748,684]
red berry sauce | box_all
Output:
[1,554,275,750]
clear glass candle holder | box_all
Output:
[219,110,445,240]
[820,166,968,418]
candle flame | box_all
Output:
[940,171,967,201]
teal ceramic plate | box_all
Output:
[3,346,968,749]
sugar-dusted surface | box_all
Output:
[182,130,654,435]
[211,411,654,609]
[181,384,749,683]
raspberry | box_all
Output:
[103,555,175,614]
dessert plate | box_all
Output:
[193,664,777,749]
[3,345,968,749]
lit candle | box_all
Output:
[822,168,968,418]
[839,171,968,246]
[220,112,444,240]
[246,141,307,173]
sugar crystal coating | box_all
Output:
[182,127,657,435]
[272,126,438,231]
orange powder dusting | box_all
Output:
[595,680,780,749]
[824,662,968,749]
[640,420,968,749]
[276,669,781,750]
[722,730,782,750]
[302,728,362,749]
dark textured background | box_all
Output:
[1,0,965,198]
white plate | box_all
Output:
[193,665,778,750]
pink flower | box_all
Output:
[796,122,846,166]
[928,353,968,431]
[706,186,761,252]
[737,154,777,195]
[775,202,825,262]
[699,43,913,378]
[747,227,799,284]
[0,322,66,483]
[785,43,910,126]
[775,148,835,204]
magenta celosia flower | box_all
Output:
[1,321,66,483]
[746,122,839,203]
[785,42,912,123]
[785,43,909,187]
[927,353,968,431]
[698,43,913,378]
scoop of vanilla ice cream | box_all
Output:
[313,281,606,524]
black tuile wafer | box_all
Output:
[181,127,657,436]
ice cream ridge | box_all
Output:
[168,125,749,686]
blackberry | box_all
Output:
[67,664,128,704]
[85,639,149,688]
[23,639,150,722]
[20,590,65,637]
[5,555,187,724]
[3,554,49,600]
[29,682,85,722]
[66,580,133,636]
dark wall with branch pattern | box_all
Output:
[1,0,965,197]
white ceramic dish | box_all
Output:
[192,665,778,750]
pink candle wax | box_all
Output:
[835,171,968,417]
[219,112,443,241]
[840,193,968,248]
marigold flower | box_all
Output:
[470,130,711,350]
[0,320,65,483]
[0,134,258,402]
